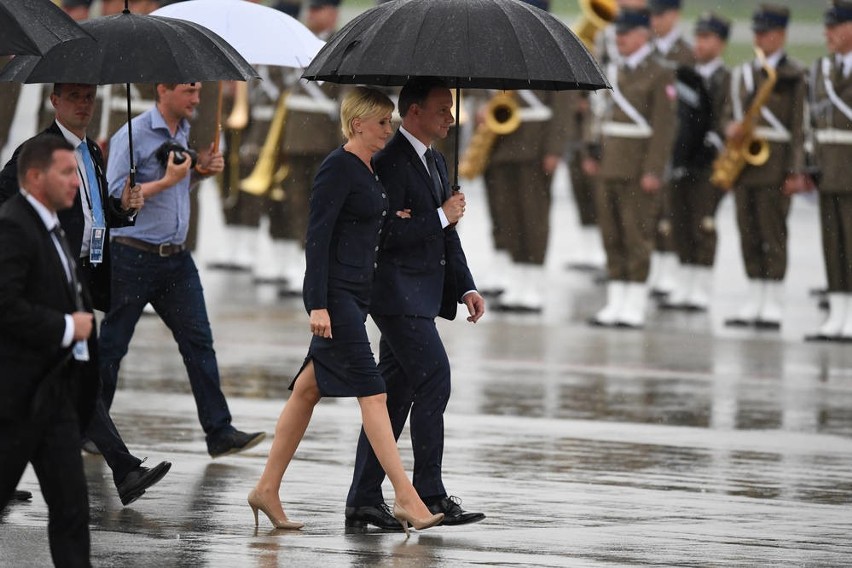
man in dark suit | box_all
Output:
[345,78,486,529]
[0,135,95,567]
[0,83,171,507]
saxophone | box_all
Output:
[710,48,777,190]
[240,91,290,200]
[457,91,521,179]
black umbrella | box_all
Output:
[0,0,93,56]
[301,0,609,189]
[0,6,258,186]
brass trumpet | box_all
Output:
[458,91,520,179]
[573,0,619,51]
[240,92,289,199]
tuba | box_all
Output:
[711,48,777,190]
[458,91,521,179]
[240,92,290,200]
[573,0,619,51]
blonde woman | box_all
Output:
[247,87,442,535]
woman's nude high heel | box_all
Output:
[392,502,443,537]
[247,489,304,530]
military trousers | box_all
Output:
[220,129,264,228]
[670,167,724,267]
[734,184,791,281]
[268,154,324,242]
[655,180,676,253]
[569,150,597,226]
[819,192,852,292]
[483,161,552,265]
[596,178,661,282]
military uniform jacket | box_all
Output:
[810,55,852,193]
[598,54,677,181]
[489,89,574,164]
[281,76,343,157]
[658,34,696,67]
[725,54,807,188]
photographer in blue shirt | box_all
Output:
[102,83,265,458]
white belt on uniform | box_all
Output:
[600,121,652,139]
[815,128,852,144]
[753,126,791,143]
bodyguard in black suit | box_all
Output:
[0,84,170,507]
[346,78,486,528]
[0,135,95,567]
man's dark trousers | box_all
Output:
[346,315,450,507]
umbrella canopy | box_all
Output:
[151,0,324,68]
[301,0,609,91]
[0,12,258,84]
[0,0,93,56]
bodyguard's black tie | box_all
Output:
[51,224,84,311]
[424,148,445,204]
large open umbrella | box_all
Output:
[0,0,93,56]
[150,0,324,151]
[0,6,258,187]
[301,0,609,189]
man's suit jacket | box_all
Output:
[0,122,134,310]
[0,194,97,426]
[371,131,476,320]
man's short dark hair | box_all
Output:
[17,134,75,186]
[398,77,448,118]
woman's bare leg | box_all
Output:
[358,393,432,518]
[253,361,322,519]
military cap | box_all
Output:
[648,0,681,15]
[694,11,732,40]
[273,0,302,18]
[519,0,550,10]
[62,0,91,7]
[614,8,651,34]
[751,3,791,32]
[308,0,340,8]
[825,0,852,26]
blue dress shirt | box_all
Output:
[107,106,191,245]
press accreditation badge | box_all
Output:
[73,339,90,362]
[89,227,105,264]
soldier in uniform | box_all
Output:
[466,0,571,314]
[266,0,343,295]
[722,4,808,330]
[806,0,852,341]
[564,90,606,272]
[584,8,676,328]
[662,13,731,311]
[646,0,695,298]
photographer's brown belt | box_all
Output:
[113,236,186,257]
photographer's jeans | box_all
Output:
[98,242,234,440]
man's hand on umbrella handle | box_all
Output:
[196,142,224,176]
[120,178,144,212]
[442,192,465,224]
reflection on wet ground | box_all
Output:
[3,182,852,566]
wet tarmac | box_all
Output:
[3,171,852,567]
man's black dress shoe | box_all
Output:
[13,489,32,501]
[208,430,266,458]
[117,461,172,506]
[345,503,402,530]
[427,496,485,526]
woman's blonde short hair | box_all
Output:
[340,87,394,140]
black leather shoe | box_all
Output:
[345,503,402,530]
[117,461,171,506]
[12,489,32,501]
[427,496,485,526]
[208,430,266,458]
